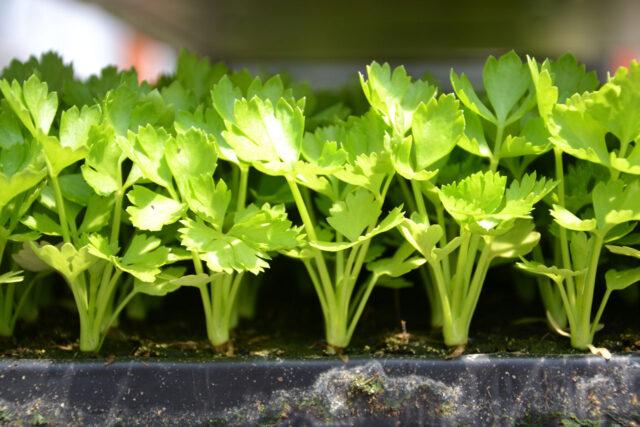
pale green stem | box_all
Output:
[589,288,612,340]
[286,178,336,307]
[48,172,71,243]
[399,178,418,214]
[579,233,604,329]
[490,121,505,171]
[554,148,576,306]
[346,274,380,343]
[236,166,249,212]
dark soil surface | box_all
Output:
[1,262,640,361]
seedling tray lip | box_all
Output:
[1,354,639,425]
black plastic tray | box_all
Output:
[0,355,639,425]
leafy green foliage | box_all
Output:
[2,50,639,354]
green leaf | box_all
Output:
[79,195,113,233]
[367,243,426,278]
[17,75,58,134]
[527,57,558,122]
[182,175,231,229]
[590,61,640,145]
[126,185,186,231]
[12,243,52,272]
[176,49,227,101]
[59,104,101,150]
[0,141,46,208]
[592,180,640,229]
[483,51,531,123]
[570,232,591,272]
[31,243,95,282]
[438,171,506,225]
[516,258,584,283]
[211,75,243,125]
[88,234,170,283]
[223,97,304,167]
[550,204,597,232]
[81,125,124,196]
[179,218,270,274]
[398,214,444,261]
[133,267,210,296]
[117,125,173,189]
[360,62,437,135]
[550,93,610,166]
[500,173,556,219]
[327,189,381,242]
[310,207,404,251]
[411,94,464,170]
[606,244,640,260]
[22,212,62,236]
[160,81,197,112]
[484,219,540,259]
[457,108,492,158]
[450,70,495,123]
[605,267,640,291]
[0,270,23,284]
[229,204,299,252]
[165,128,217,192]
[549,54,599,103]
[0,104,26,149]
[120,235,171,282]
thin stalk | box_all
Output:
[554,148,576,306]
[552,278,576,333]
[399,178,418,214]
[429,261,454,329]
[451,231,471,315]
[461,246,493,332]
[579,234,604,330]
[236,166,249,212]
[303,259,329,317]
[346,274,380,342]
[286,178,335,306]
[48,172,71,243]
[589,288,612,340]
[490,122,505,171]
[435,203,450,283]
[223,273,244,329]
[411,180,428,219]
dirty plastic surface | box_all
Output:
[0,356,638,425]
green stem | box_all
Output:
[490,122,505,171]
[554,148,576,306]
[589,288,612,340]
[303,259,329,318]
[580,234,604,330]
[110,191,124,250]
[429,261,454,329]
[435,203,450,283]
[399,178,418,214]
[286,178,335,306]
[236,166,249,212]
[48,173,71,243]
[451,231,471,315]
[346,274,380,343]
[461,246,493,333]
[411,180,428,219]
[100,290,138,348]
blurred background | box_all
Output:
[1,0,639,87]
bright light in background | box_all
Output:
[0,0,176,81]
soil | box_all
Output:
[1,262,640,361]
